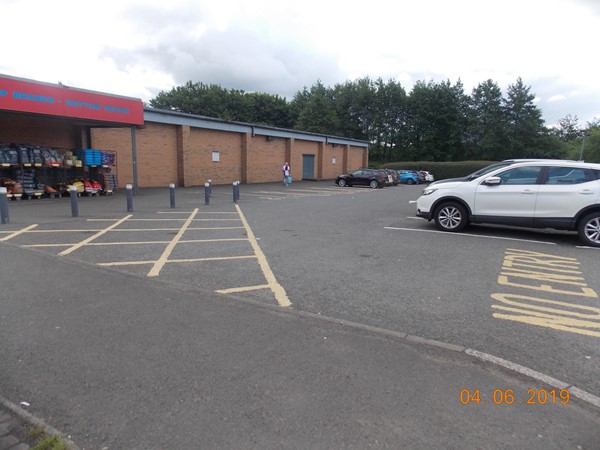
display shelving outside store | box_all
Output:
[0,143,117,200]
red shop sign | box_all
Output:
[0,74,144,125]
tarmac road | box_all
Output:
[1,183,599,449]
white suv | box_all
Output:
[416,160,600,247]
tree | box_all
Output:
[554,114,581,142]
[469,80,509,160]
[293,80,339,134]
[503,77,545,157]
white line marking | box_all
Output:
[59,216,133,256]
[148,208,198,277]
[384,226,557,245]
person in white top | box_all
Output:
[282,162,291,186]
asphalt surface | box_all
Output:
[1,183,600,449]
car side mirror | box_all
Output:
[483,176,502,186]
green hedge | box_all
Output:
[380,161,501,181]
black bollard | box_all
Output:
[208,179,212,197]
[126,184,134,212]
[204,182,210,205]
[235,181,240,202]
[169,183,176,208]
[0,187,9,224]
[70,186,79,217]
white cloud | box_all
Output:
[1,0,600,124]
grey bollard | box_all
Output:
[169,183,176,208]
[235,181,240,202]
[207,179,212,197]
[70,186,79,217]
[204,182,210,205]
[126,184,134,212]
[232,182,237,203]
[0,187,9,224]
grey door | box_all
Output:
[302,154,315,180]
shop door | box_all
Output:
[302,154,315,180]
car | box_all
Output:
[336,168,387,188]
[380,169,399,186]
[396,170,420,185]
[420,171,435,183]
[415,160,600,247]
[430,159,575,186]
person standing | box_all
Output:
[282,162,291,186]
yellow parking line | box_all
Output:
[216,284,270,294]
[59,215,133,256]
[148,208,199,277]
[168,255,256,263]
[188,227,245,230]
[236,204,291,307]
[99,260,155,267]
[0,224,38,241]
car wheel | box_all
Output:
[434,202,468,232]
[338,179,347,187]
[406,179,414,185]
[369,180,378,189]
[578,212,600,247]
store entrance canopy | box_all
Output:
[0,74,144,125]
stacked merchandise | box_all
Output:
[101,172,118,192]
[17,169,43,198]
[0,145,19,165]
[101,151,116,166]
[81,149,102,166]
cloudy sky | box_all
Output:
[1,0,599,127]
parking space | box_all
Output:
[2,181,599,401]
[0,201,291,306]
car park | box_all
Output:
[336,168,387,188]
[396,170,420,185]
[415,160,600,247]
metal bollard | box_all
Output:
[204,182,210,205]
[70,186,79,217]
[232,181,237,203]
[207,179,212,197]
[126,184,134,212]
[0,187,9,224]
[169,183,176,208]
[235,181,240,202]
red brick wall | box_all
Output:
[322,145,345,179]
[187,128,242,186]
[347,145,367,171]
[246,135,286,183]
[91,121,368,187]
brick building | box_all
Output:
[1,74,369,189]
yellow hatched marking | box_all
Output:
[0,224,38,241]
[100,255,256,267]
[99,260,155,267]
[148,208,198,277]
[216,284,270,294]
[236,204,291,307]
[168,255,256,263]
[59,215,133,256]
[23,229,103,233]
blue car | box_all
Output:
[396,170,419,184]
